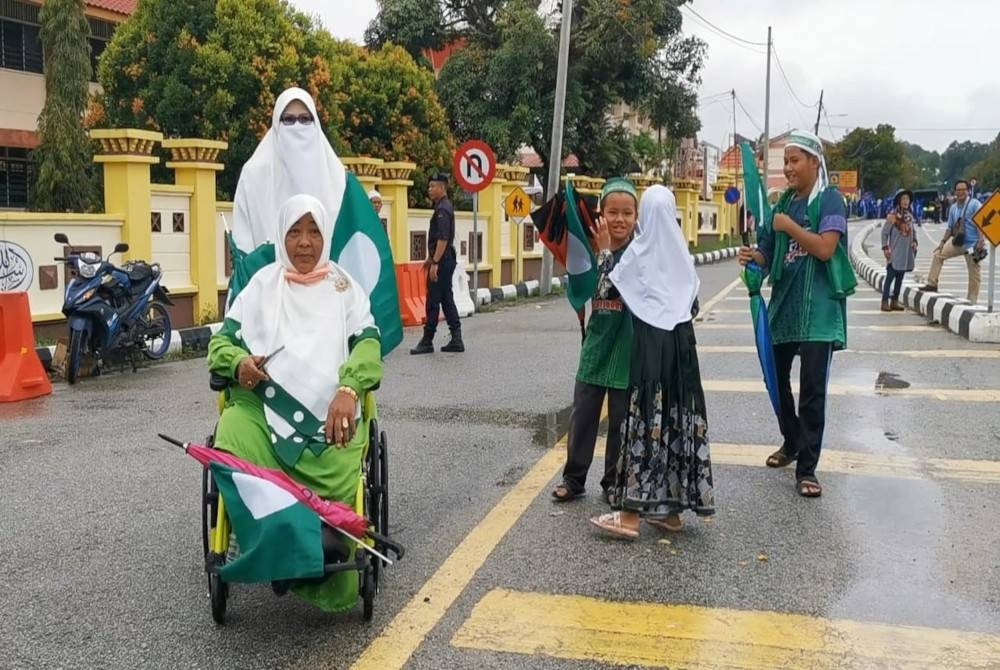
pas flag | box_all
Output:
[211,463,326,584]
[225,173,403,357]
[530,181,599,312]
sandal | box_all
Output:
[589,512,639,540]
[797,476,822,498]
[646,514,683,532]
[551,483,584,502]
[766,450,797,468]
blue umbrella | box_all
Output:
[741,260,781,416]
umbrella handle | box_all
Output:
[157,433,187,449]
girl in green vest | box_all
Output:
[738,129,854,498]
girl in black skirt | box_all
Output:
[589,185,715,540]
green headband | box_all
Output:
[601,178,638,204]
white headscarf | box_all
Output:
[231,88,347,254]
[230,194,374,429]
[785,129,828,205]
[609,186,700,331]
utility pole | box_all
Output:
[540,0,573,296]
[814,89,824,135]
[762,26,772,190]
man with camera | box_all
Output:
[920,179,986,303]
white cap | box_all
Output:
[368,189,381,201]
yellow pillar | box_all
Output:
[501,165,531,284]
[478,177,506,288]
[673,180,699,245]
[163,138,228,324]
[377,162,416,263]
[712,176,734,241]
[343,157,385,195]
[91,129,163,263]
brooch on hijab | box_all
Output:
[331,267,350,292]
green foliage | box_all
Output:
[828,124,906,197]
[900,141,941,187]
[966,134,1000,191]
[95,0,454,200]
[939,140,990,187]
[396,0,702,176]
[31,0,97,212]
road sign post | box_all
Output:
[453,140,497,311]
[971,190,1000,313]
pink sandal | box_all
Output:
[589,512,639,540]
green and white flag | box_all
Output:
[225,173,403,357]
[741,141,772,232]
[212,463,325,584]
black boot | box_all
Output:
[409,331,434,355]
[440,327,465,353]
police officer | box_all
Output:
[410,173,464,354]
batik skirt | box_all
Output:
[613,317,715,517]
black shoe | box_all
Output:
[409,335,434,355]
[440,329,464,353]
[919,284,938,292]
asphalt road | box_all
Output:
[3,221,998,669]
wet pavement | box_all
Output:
[3,219,999,669]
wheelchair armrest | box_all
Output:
[209,373,232,392]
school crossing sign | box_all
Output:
[503,186,531,223]
[453,140,497,194]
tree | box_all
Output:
[94,0,455,200]
[940,140,990,187]
[31,0,96,212]
[967,133,1000,191]
[900,141,941,187]
[828,125,906,197]
[393,0,703,175]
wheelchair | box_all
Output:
[200,372,400,624]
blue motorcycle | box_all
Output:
[54,233,173,384]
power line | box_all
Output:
[681,5,767,46]
[822,107,838,139]
[680,6,765,54]
[734,94,763,134]
[771,44,816,110]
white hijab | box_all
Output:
[785,129,829,205]
[610,185,700,331]
[231,88,347,254]
[229,194,374,429]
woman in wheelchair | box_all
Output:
[207,193,381,613]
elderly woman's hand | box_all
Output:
[325,388,358,447]
[237,355,269,391]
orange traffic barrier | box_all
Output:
[0,292,53,402]
[394,263,428,327]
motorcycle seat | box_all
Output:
[127,262,153,283]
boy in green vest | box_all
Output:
[738,130,854,498]
[552,178,638,504]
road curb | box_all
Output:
[693,246,741,266]
[850,221,1000,343]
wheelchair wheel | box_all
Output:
[378,430,389,537]
[201,434,219,561]
[361,567,375,621]
[209,571,228,624]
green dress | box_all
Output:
[207,324,382,612]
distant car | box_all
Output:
[912,189,942,223]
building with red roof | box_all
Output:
[1,0,137,208]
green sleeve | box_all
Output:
[207,318,250,379]
[338,335,383,395]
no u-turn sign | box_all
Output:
[453,140,497,194]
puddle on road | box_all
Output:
[875,371,911,392]
[380,404,573,449]
[531,405,573,448]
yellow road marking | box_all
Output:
[697,323,938,332]
[694,276,743,322]
[701,379,1000,402]
[452,589,1000,670]
[712,443,1000,485]
[697,345,1000,358]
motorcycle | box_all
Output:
[53,233,174,384]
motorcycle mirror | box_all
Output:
[54,233,70,244]
[113,242,129,255]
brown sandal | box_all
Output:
[551,483,584,502]
[766,450,797,468]
[797,477,822,498]
[646,514,683,532]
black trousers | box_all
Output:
[774,342,834,479]
[882,264,906,301]
[562,381,628,494]
[425,249,461,336]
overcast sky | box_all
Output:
[293,0,999,154]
